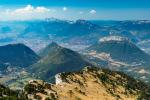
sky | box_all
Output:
[0,0,150,20]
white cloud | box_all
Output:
[63,7,67,11]
[1,5,57,20]
[11,5,50,15]
[90,9,96,14]
[35,6,50,13]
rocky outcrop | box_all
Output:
[55,73,63,85]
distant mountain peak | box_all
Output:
[76,19,88,24]
[99,36,130,42]
[38,42,62,57]
[45,18,62,22]
[45,18,74,24]
[48,42,59,47]
[75,19,96,26]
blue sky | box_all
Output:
[0,0,150,8]
[0,0,150,20]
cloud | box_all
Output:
[11,5,50,15]
[90,9,96,14]
[63,7,67,11]
[2,5,57,20]
[35,6,50,13]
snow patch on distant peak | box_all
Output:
[99,36,129,42]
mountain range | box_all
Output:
[0,19,150,100]
[0,19,150,53]
[0,38,149,85]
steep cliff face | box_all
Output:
[24,67,150,100]
[86,36,150,64]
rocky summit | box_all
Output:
[24,67,150,100]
